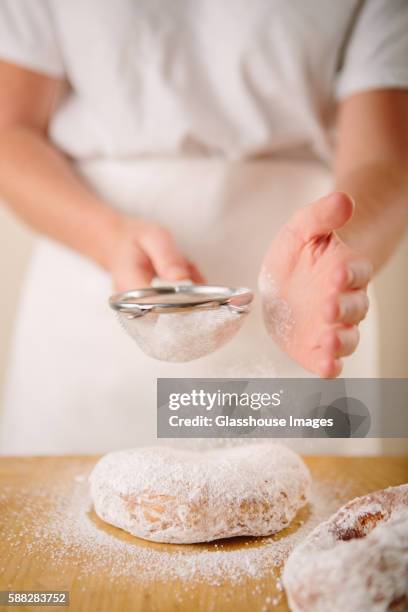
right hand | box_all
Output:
[258,193,372,378]
[105,214,206,292]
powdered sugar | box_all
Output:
[283,485,408,612]
[0,460,350,591]
[258,272,294,342]
[89,444,311,543]
[119,306,246,362]
[219,358,278,378]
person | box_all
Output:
[0,0,407,454]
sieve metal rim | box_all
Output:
[109,285,253,317]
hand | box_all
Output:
[258,192,373,378]
[105,214,205,292]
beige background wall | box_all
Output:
[0,203,407,453]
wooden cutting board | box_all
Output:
[0,455,407,612]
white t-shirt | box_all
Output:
[0,0,407,161]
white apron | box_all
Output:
[0,158,379,455]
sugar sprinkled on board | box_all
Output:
[0,467,351,588]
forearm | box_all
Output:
[335,160,408,272]
[0,125,121,269]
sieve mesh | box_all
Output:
[116,306,246,362]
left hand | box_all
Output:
[105,214,206,292]
[258,192,373,378]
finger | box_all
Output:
[318,356,343,379]
[320,326,360,358]
[113,246,155,292]
[333,258,373,290]
[324,290,369,325]
[187,261,207,284]
[140,227,191,280]
[289,192,354,242]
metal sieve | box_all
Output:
[109,285,253,362]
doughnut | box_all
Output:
[283,484,408,612]
[89,443,311,544]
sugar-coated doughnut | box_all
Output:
[90,443,311,544]
[283,484,408,612]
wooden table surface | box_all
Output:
[0,455,407,612]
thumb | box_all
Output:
[289,192,354,242]
[112,244,155,292]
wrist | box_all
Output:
[82,203,124,271]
